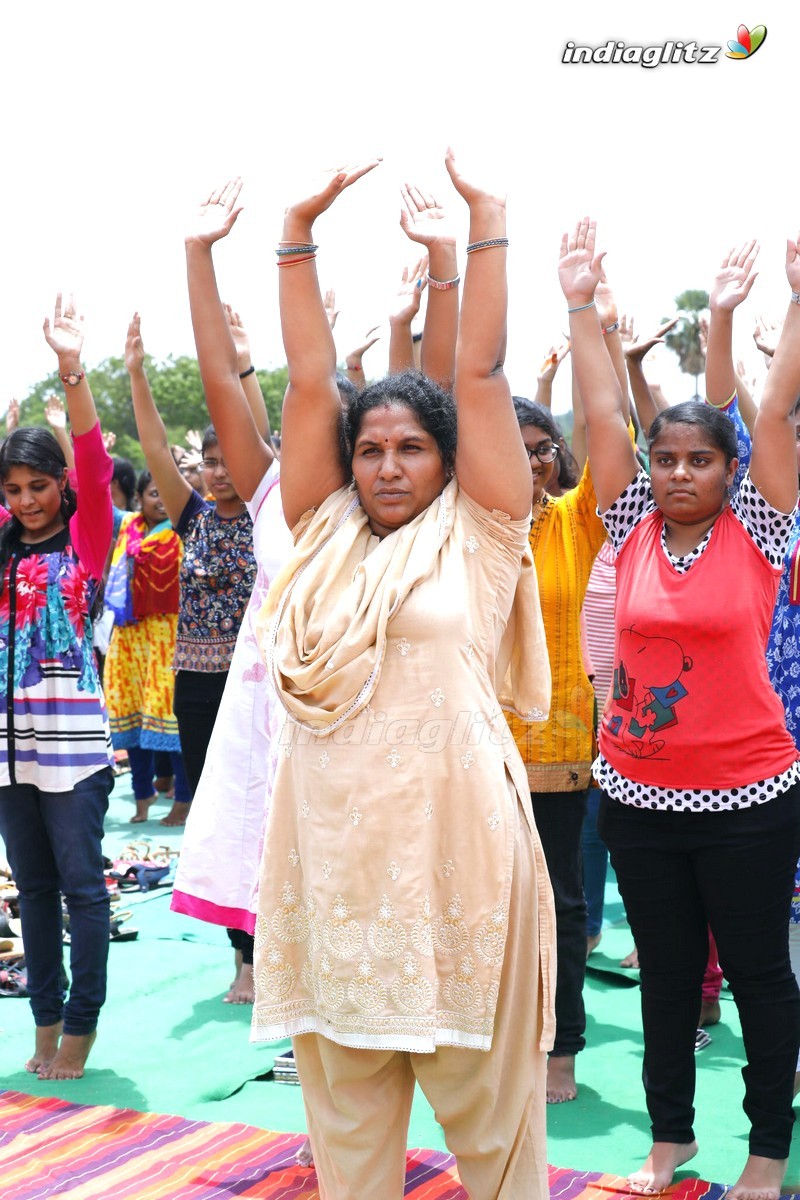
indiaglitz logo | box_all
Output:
[725,23,767,59]
[562,23,767,67]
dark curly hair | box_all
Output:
[342,371,457,473]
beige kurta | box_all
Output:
[251,481,555,1053]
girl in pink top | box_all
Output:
[559,224,800,1200]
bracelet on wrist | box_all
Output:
[239,365,255,379]
[426,273,460,291]
[567,300,596,314]
[602,321,620,336]
[276,243,318,256]
[791,291,800,306]
[347,362,363,372]
[465,237,508,254]
[59,370,85,387]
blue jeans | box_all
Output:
[0,767,114,1034]
[128,746,191,804]
[582,786,609,937]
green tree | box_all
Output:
[13,357,289,467]
[664,289,709,401]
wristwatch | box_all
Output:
[59,370,85,386]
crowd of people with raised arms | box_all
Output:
[1,154,800,1200]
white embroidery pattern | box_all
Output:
[319,751,330,769]
[256,945,296,1001]
[349,807,363,826]
[461,751,475,770]
[387,861,402,881]
[465,641,475,659]
[465,536,479,554]
[390,953,435,1013]
[396,638,411,656]
[325,659,336,671]
[283,743,293,759]
[316,952,345,1011]
[300,801,310,819]
[432,895,470,955]
[430,688,445,707]
[487,811,501,830]
[323,894,364,960]
[348,955,387,1013]
[306,895,322,951]
[424,799,434,821]
[386,748,402,768]
[442,954,483,1014]
[368,895,407,959]
[322,860,332,879]
[271,882,310,943]
[441,859,455,878]
[288,849,300,867]
[411,894,434,957]
[474,905,507,964]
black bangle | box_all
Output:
[239,365,256,379]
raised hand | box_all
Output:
[5,396,19,434]
[594,266,618,329]
[44,394,67,430]
[786,230,800,295]
[324,288,339,330]
[43,293,85,361]
[103,430,117,452]
[285,159,382,230]
[224,304,253,372]
[624,316,680,363]
[753,313,782,361]
[187,178,244,246]
[709,240,760,311]
[558,218,606,307]
[399,184,457,247]
[125,313,146,374]
[444,147,505,209]
[537,340,570,383]
[389,257,428,324]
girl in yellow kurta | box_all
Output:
[245,155,554,1200]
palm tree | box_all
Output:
[664,289,709,400]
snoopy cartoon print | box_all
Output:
[607,628,692,759]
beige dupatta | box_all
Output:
[258,480,550,734]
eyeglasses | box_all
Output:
[201,459,227,472]
[526,443,559,463]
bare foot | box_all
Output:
[586,932,602,958]
[547,1055,577,1103]
[295,1136,314,1167]
[153,775,174,794]
[130,794,157,823]
[628,1141,698,1194]
[38,1030,97,1080]
[224,962,254,1004]
[699,999,721,1027]
[26,1022,62,1074]
[727,1154,787,1200]
[229,949,244,991]
[621,945,640,969]
[160,801,191,827]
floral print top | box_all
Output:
[0,423,114,791]
[173,491,256,672]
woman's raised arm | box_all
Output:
[184,178,273,501]
[124,314,191,528]
[278,159,381,529]
[448,150,531,519]
[558,219,639,512]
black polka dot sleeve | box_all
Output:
[599,470,656,552]
[730,471,798,566]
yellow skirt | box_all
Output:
[105,612,180,750]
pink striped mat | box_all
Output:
[0,1090,759,1198]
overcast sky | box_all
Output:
[0,0,791,417]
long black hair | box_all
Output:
[0,427,91,606]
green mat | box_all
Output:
[3,770,800,1188]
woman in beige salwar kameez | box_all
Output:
[248,154,555,1200]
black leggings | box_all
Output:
[599,783,800,1159]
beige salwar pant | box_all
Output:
[292,802,550,1200]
